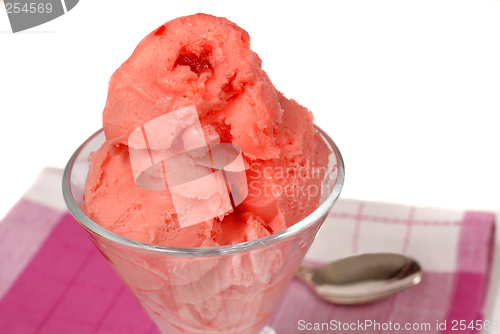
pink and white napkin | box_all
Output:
[0,168,496,333]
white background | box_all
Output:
[0,0,500,330]
[1,0,499,219]
[1,0,499,217]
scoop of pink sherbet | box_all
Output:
[102,13,281,160]
[83,13,329,247]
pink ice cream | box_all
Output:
[83,13,329,246]
[79,14,336,334]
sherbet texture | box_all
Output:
[83,13,329,247]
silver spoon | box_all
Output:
[296,253,422,305]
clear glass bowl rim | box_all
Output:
[62,125,345,257]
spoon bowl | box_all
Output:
[296,253,422,304]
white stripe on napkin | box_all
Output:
[306,198,465,273]
[23,167,67,212]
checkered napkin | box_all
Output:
[0,168,495,334]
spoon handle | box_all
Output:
[295,265,314,282]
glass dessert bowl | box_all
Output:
[62,126,344,334]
